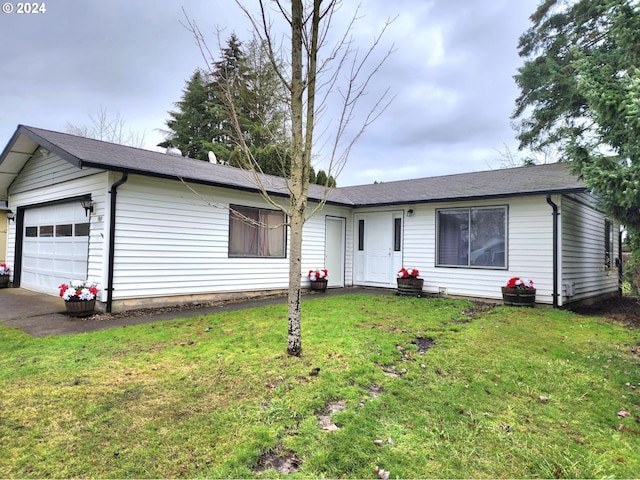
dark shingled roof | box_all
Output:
[337,162,586,206]
[1,125,586,206]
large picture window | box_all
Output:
[229,205,286,258]
[436,206,507,268]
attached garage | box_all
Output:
[21,202,90,295]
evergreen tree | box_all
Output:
[161,34,291,172]
[315,170,327,187]
[243,39,288,148]
[314,170,337,188]
[513,0,640,291]
[211,33,248,158]
[161,33,335,185]
[159,69,220,161]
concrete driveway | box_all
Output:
[0,288,85,336]
[1,286,391,337]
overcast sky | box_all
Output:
[0,0,540,187]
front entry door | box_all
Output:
[325,216,345,287]
[354,211,403,288]
[365,213,394,286]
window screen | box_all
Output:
[437,206,507,268]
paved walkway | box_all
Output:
[0,286,390,337]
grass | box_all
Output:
[1,294,639,478]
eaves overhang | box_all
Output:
[75,159,352,207]
[1,125,587,210]
[349,187,588,209]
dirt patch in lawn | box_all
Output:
[255,448,301,474]
[318,400,347,432]
[414,336,436,353]
[571,295,640,328]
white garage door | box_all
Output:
[22,203,90,295]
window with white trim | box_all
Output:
[436,206,507,268]
[229,205,286,258]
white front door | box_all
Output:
[365,213,394,286]
[325,216,345,287]
[354,211,403,287]
[22,203,90,295]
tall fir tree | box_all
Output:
[161,33,334,184]
[159,69,220,161]
[513,0,640,292]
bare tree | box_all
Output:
[493,144,560,169]
[185,1,394,356]
[65,106,146,148]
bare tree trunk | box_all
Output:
[286,0,307,356]
[287,208,304,356]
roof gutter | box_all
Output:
[350,188,587,209]
[106,172,128,313]
[546,195,559,308]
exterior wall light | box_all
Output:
[5,210,15,222]
[80,198,94,216]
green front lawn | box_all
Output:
[1,294,638,478]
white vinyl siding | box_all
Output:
[399,196,555,303]
[111,177,281,298]
[561,194,619,303]
[9,151,100,194]
[110,176,348,300]
[302,211,329,281]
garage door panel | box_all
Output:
[21,202,90,295]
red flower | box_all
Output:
[308,269,328,281]
[397,267,420,278]
[506,277,534,289]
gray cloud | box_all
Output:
[0,0,538,186]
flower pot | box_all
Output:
[501,287,536,307]
[64,299,96,317]
[396,277,424,297]
[310,278,328,292]
[0,275,9,289]
[310,279,328,292]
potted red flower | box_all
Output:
[308,269,328,292]
[396,267,424,296]
[59,280,99,317]
[0,263,10,288]
[502,277,536,307]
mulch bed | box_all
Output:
[570,295,640,328]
